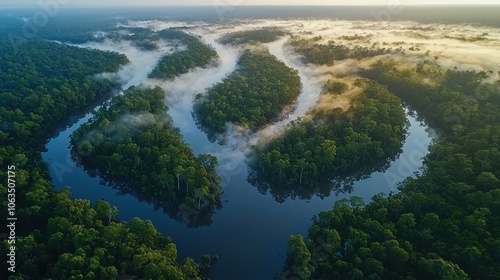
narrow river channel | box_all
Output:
[42,32,432,280]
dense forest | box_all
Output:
[250,80,408,202]
[218,27,287,45]
[71,86,222,227]
[148,29,218,80]
[289,36,389,65]
[105,27,166,51]
[0,39,128,148]
[194,49,301,137]
[283,62,500,279]
[0,30,213,279]
[3,10,500,279]
[4,13,118,45]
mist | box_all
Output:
[142,26,249,183]
[68,17,500,180]
[249,37,325,145]
[76,38,181,90]
[142,18,498,153]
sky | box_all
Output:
[2,0,499,7]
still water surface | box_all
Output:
[42,105,430,280]
[42,31,431,280]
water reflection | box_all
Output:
[43,104,430,279]
[70,140,222,228]
[41,22,432,280]
[247,145,402,203]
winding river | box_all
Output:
[42,34,432,279]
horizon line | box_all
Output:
[2,4,500,7]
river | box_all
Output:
[41,35,432,280]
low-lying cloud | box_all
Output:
[70,18,500,180]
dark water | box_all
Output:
[36,6,437,279]
[42,103,431,279]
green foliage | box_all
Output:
[1,189,207,280]
[194,49,301,136]
[71,86,222,227]
[250,81,408,202]
[43,16,118,43]
[339,34,374,41]
[286,235,313,279]
[110,27,166,51]
[324,80,349,95]
[284,61,500,279]
[0,25,215,278]
[219,27,287,45]
[0,37,128,149]
[148,29,218,79]
[290,37,389,65]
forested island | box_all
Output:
[194,49,301,137]
[109,27,167,51]
[71,86,222,227]
[219,27,287,45]
[0,33,213,278]
[250,79,408,202]
[289,36,389,65]
[284,61,500,279]
[148,29,218,80]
